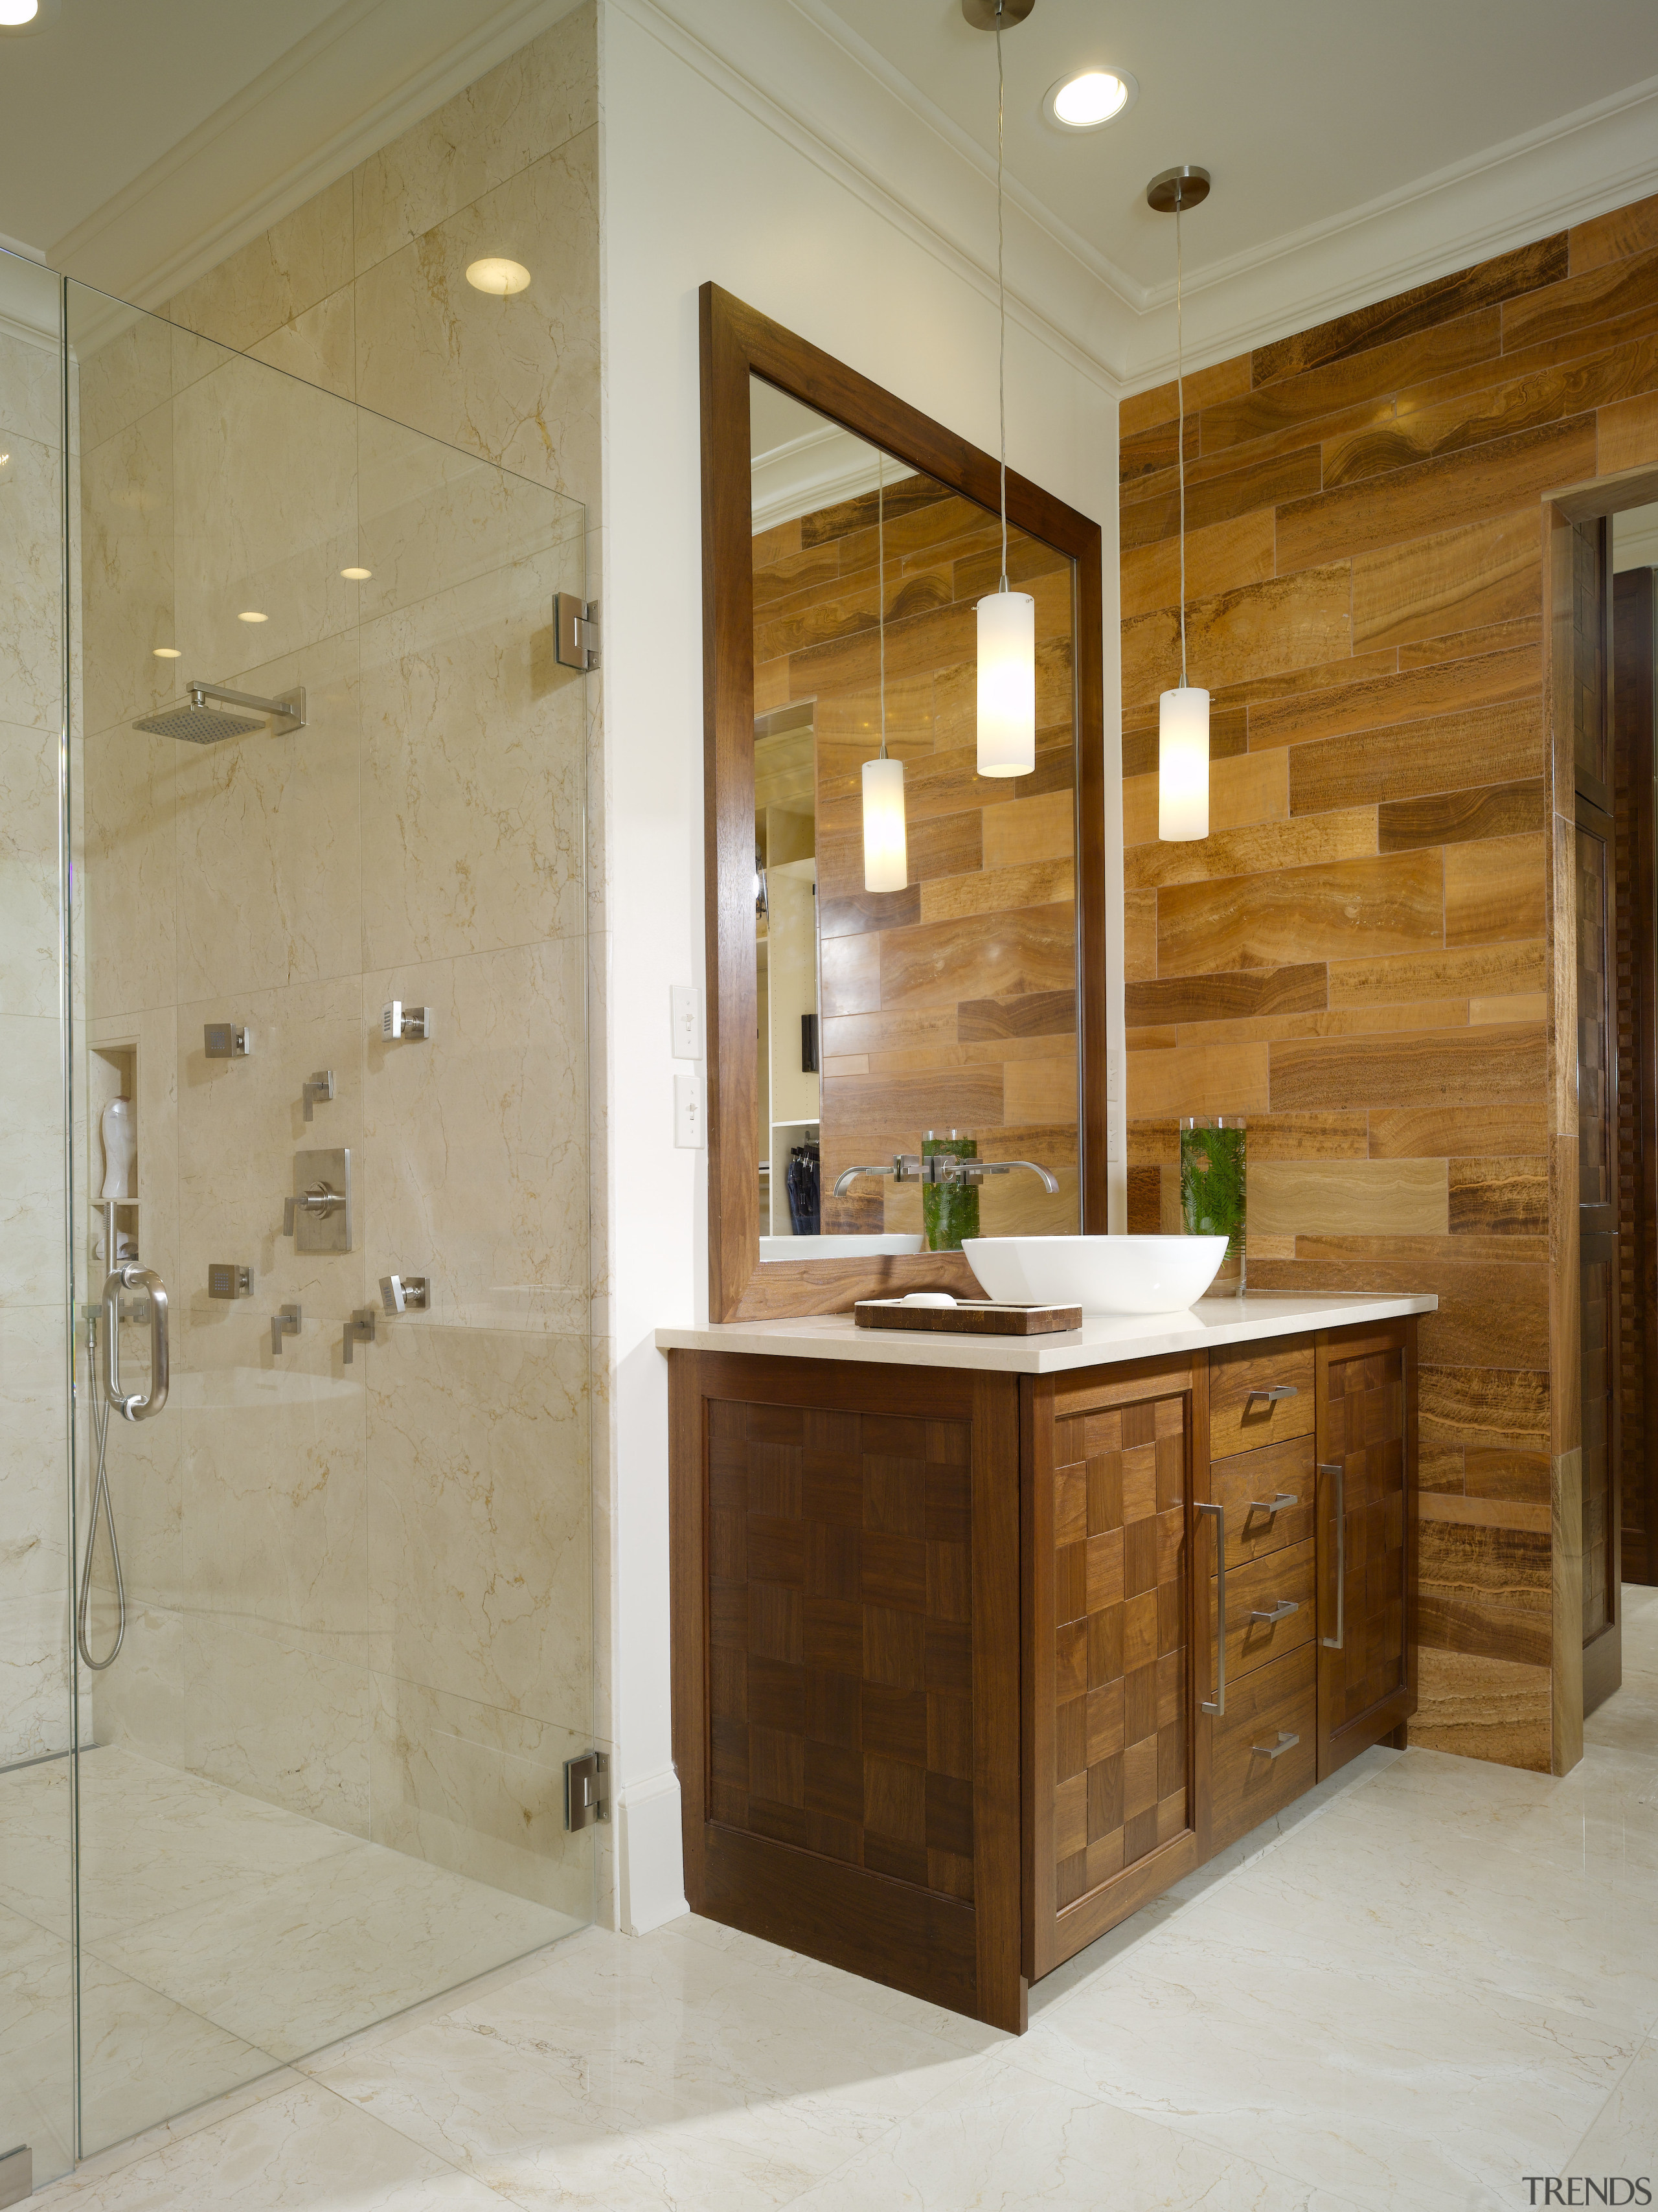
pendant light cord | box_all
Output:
[1176,190,1187,687]
[995,2,1008,593]
[877,450,887,759]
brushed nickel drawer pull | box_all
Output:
[1249,1599,1299,1625]
[1198,1501,1225,1717]
[1320,1461,1345,1650]
[1245,1490,1299,1518]
[1245,1384,1298,1404]
[1252,1730,1300,1760]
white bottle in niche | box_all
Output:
[100,1096,135,1201]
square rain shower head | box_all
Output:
[131,701,266,743]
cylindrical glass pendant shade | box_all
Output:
[975,588,1036,777]
[1158,685,1210,841]
[861,753,907,892]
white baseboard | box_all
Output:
[615,1765,687,1935]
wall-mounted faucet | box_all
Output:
[832,1152,1060,1198]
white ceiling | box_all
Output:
[817,0,1658,298]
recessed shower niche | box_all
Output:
[87,1038,139,1262]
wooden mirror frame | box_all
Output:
[701,282,1107,1322]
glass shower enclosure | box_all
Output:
[0,251,595,2181]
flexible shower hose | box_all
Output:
[76,1307,125,1672]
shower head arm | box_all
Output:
[188,680,306,731]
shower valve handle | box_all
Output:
[283,1182,343,1233]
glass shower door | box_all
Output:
[65,277,595,2156]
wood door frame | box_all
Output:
[700,282,1107,1322]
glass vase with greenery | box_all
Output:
[922,1130,979,1252]
[1180,1116,1246,1295]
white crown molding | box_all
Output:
[49,0,588,312]
[751,426,885,533]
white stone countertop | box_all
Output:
[654,1292,1437,1376]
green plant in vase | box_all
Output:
[1180,1117,1246,1293]
[922,1130,979,1252]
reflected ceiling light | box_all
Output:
[341,565,372,580]
[1043,67,1137,131]
[238,610,269,623]
[152,646,181,659]
[862,453,907,895]
[0,1,40,21]
[465,258,530,297]
[965,0,1036,779]
[1148,165,1212,842]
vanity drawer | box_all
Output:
[1210,1436,1316,1569]
[1210,1642,1317,1852]
[1209,1341,1315,1461]
[1211,1536,1315,1687]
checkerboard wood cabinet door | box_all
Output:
[1314,1319,1418,1779]
[1023,1355,1208,1981]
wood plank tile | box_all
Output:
[1119,446,1321,554]
[1419,1493,1550,1534]
[918,858,1073,925]
[1214,648,1400,714]
[1464,1448,1551,1504]
[822,1064,1006,1133]
[981,788,1071,869]
[1248,1157,1448,1237]
[1449,1156,1549,1235]
[1121,564,1353,709]
[1124,890,1157,983]
[1256,1253,1548,1372]
[1119,355,1253,439]
[1598,388,1658,474]
[1276,415,1596,571]
[1501,240,1658,351]
[1288,700,1543,815]
[1443,832,1547,947]
[1251,237,1567,385]
[1173,999,1470,1049]
[1125,1040,1269,1119]
[1199,312,1500,451]
[1269,1023,1545,1110]
[1396,616,1541,668]
[1122,750,1288,849]
[819,885,922,939]
[1470,992,1547,1025]
[1157,850,1438,972]
[1328,941,1547,1007]
[1368,1101,1550,1157]
[1378,778,1545,852]
[1247,643,1539,751]
[1411,1648,1550,1768]
[1126,807,1378,894]
[1124,966,1326,1027]
[1119,510,1275,620]
[1241,1112,1369,1161]
[1005,1056,1078,1124]
[1570,190,1658,277]
[957,990,1075,1043]
[879,906,1077,1009]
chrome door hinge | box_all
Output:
[555,593,600,671]
[564,1748,609,1830]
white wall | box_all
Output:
[595,0,1122,1928]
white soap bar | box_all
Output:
[900,1292,957,1308]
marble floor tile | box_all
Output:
[1562,2031,1658,2178]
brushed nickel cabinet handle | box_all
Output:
[1198,1501,1225,1716]
[1249,1599,1299,1624]
[1320,1461,1345,1650]
[1245,1490,1299,1518]
[1246,1384,1299,1404]
[1252,1730,1299,1760]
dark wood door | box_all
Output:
[1577,797,1623,1710]
[1023,1356,1204,1981]
[1315,1322,1416,1779]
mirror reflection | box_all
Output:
[749,375,1080,1260]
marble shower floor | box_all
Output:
[0,1744,582,2166]
[30,1588,1658,2211]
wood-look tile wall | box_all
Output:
[753,475,1079,1237]
[1120,191,1658,1772]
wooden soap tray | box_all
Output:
[854,1298,1083,1337]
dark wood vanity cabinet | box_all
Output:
[668,1318,1416,2033]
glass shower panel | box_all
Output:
[0,246,74,2194]
[65,278,593,2158]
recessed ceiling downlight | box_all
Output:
[152,646,181,659]
[1043,68,1137,131]
[465,258,531,297]
[341,566,372,581]
[238,610,268,624]
[0,0,40,22]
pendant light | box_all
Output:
[1147,163,1212,841]
[863,451,908,892]
[966,0,1036,778]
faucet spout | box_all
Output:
[833,1162,894,1197]
[979,1158,1061,1195]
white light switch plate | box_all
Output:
[674,1071,704,1148]
[670,983,701,1059]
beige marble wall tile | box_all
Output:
[352,5,596,275]
[172,350,358,681]
[0,429,65,730]
[171,632,361,1001]
[79,400,175,740]
[0,1013,66,1306]
[247,286,357,407]
[183,1610,370,1835]
[358,561,585,970]
[86,1599,187,1766]
[165,176,354,359]
[84,727,176,1020]
[0,1906,75,2184]
[362,941,587,1330]
[354,131,600,512]
[0,721,63,1020]
[73,302,174,453]
[0,1305,67,1605]
[368,1672,593,1919]
[0,319,65,451]
[366,1321,590,1727]
[0,1591,71,1764]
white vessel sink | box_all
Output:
[962,1234,1229,1314]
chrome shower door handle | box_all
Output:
[1198,1500,1225,1716]
[101,1264,169,1422]
[1320,1461,1345,1650]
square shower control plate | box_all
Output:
[292,1146,352,1253]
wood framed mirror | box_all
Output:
[701,282,1107,1322]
